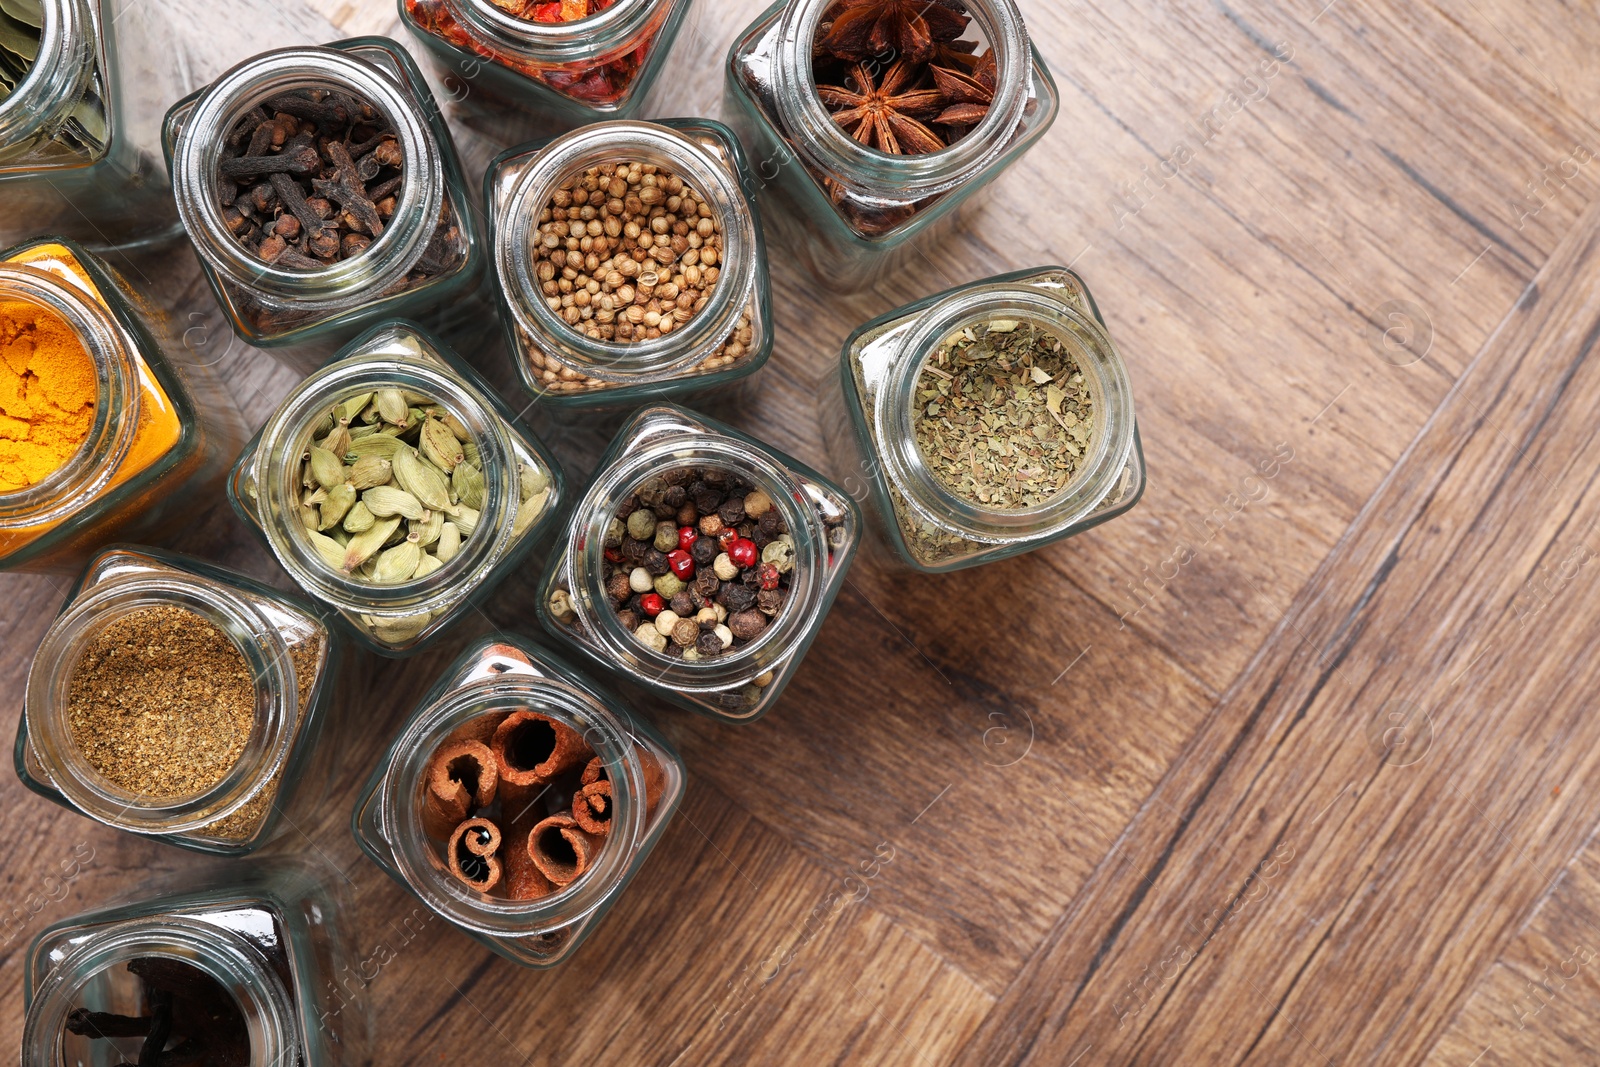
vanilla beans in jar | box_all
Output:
[489,119,773,407]
[353,634,683,967]
[164,42,481,358]
[539,404,860,723]
[229,322,563,655]
[724,0,1060,290]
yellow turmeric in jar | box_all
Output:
[0,299,98,491]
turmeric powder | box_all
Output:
[0,299,97,492]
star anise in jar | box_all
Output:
[817,59,948,155]
[818,0,971,66]
[931,51,997,128]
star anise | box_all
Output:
[817,59,948,155]
[818,0,971,66]
[931,51,997,128]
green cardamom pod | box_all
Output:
[443,414,470,442]
[394,447,454,513]
[363,485,425,520]
[451,461,485,511]
[359,399,382,425]
[513,494,543,537]
[298,504,320,532]
[365,613,429,644]
[519,463,549,501]
[338,392,374,424]
[343,500,376,533]
[374,541,422,583]
[320,424,352,459]
[413,551,444,580]
[375,388,408,426]
[420,417,465,471]
[410,509,444,547]
[331,528,351,548]
[310,413,335,438]
[349,423,381,440]
[402,390,436,406]
[347,456,394,491]
[319,483,356,530]
[309,446,347,489]
[344,435,403,461]
[435,521,461,563]
[302,486,328,507]
[304,531,348,571]
[452,506,480,537]
[342,516,402,571]
[462,439,482,467]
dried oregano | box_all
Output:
[912,319,1095,509]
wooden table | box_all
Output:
[6,0,1600,1063]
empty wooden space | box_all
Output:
[3,0,1599,1063]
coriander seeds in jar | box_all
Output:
[826,266,1145,572]
[489,119,773,408]
[163,40,480,359]
[228,321,563,656]
[538,404,860,723]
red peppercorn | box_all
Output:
[667,549,695,579]
[639,593,665,616]
[677,526,698,551]
[603,547,623,564]
[717,528,738,550]
[758,562,781,590]
[728,538,757,569]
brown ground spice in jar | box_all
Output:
[67,605,256,798]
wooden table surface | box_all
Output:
[7,0,1600,1063]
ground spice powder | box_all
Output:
[67,605,256,799]
[0,299,96,492]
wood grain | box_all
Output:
[5,0,1600,1064]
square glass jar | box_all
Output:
[22,860,366,1066]
[13,544,341,855]
[0,0,187,251]
[352,632,685,968]
[825,265,1145,573]
[487,117,774,409]
[162,38,482,360]
[0,236,248,575]
[538,403,860,722]
[400,0,691,129]
[229,320,564,657]
[723,0,1059,292]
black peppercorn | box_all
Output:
[670,590,694,617]
[694,570,719,597]
[696,631,723,657]
[617,609,640,632]
[606,572,632,603]
[759,510,782,537]
[720,584,756,614]
[691,484,723,512]
[623,537,649,562]
[690,537,718,566]
[664,641,684,658]
[718,499,746,526]
[643,548,670,576]
[757,588,785,616]
[702,469,729,488]
[728,610,767,641]
[663,484,686,508]
[677,504,698,527]
[653,501,677,520]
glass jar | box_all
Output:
[401,0,691,128]
[489,118,773,409]
[0,0,187,251]
[0,236,247,575]
[163,39,482,361]
[230,320,563,656]
[538,403,859,722]
[724,0,1059,291]
[825,265,1144,573]
[22,860,366,1066]
[352,632,684,967]
[14,545,340,855]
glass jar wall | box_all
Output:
[488,118,772,409]
[824,266,1144,573]
[0,236,247,574]
[229,320,563,656]
[724,0,1059,291]
[538,404,860,723]
[0,0,187,251]
[352,632,685,967]
[14,545,340,855]
[22,861,366,1066]
[163,39,482,362]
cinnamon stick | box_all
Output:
[447,818,504,893]
[572,778,612,835]
[502,818,557,901]
[527,813,602,886]
[422,739,498,839]
[491,710,592,806]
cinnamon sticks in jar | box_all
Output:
[419,707,661,901]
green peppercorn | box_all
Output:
[654,521,679,552]
[627,508,656,541]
